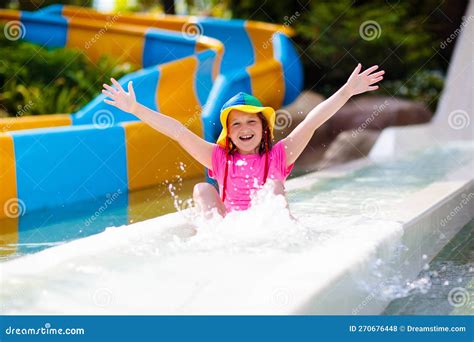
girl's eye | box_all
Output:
[248,120,256,124]
[232,122,240,126]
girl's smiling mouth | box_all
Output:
[239,134,254,141]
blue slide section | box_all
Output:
[13,125,128,213]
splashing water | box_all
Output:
[359,253,434,303]
[170,180,311,254]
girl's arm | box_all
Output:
[102,78,214,170]
[282,64,384,166]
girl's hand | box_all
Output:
[102,78,137,113]
[345,63,385,96]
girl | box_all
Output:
[102,63,384,218]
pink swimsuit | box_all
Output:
[208,140,294,212]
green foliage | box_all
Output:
[0,26,137,117]
[4,0,91,11]
[382,70,444,112]
[296,1,439,94]
[228,0,301,23]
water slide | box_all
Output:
[1,3,472,314]
[0,4,303,221]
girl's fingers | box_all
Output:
[103,83,118,95]
[370,70,385,78]
[102,89,114,98]
[361,65,379,76]
[367,85,379,91]
[348,63,362,82]
[127,81,135,98]
[110,78,125,93]
[370,76,384,84]
[350,63,362,78]
[104,99,117,106]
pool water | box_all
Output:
[0,176,201,260]
[384,219,474,315]
[289,142,474,219]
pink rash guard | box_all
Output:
[208,140,294,212]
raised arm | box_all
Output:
[102,78,214,170]
[282,64,384,166]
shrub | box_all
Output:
[296,1,438,94]
[0,26,137,117]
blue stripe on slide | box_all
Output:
[20,12,68,48]
[195,18,254,76]
[13,125,128,213]
[34,4,65,16]
[272,33,303,106]
[195,50,216,107]
[142,28,197,68]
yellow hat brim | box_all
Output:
[216,105,276,147]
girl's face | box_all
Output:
[228,109,263,154]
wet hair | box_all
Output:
[227,112,273,155]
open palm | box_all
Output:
[102,78,137,113]
[346,64,385,96]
